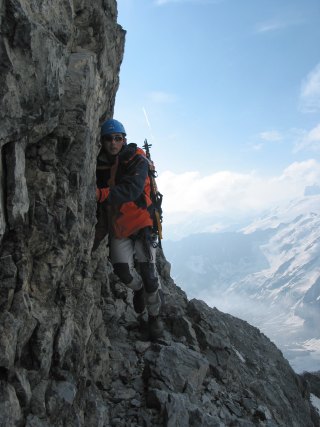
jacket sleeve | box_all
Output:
[107,154,149,205]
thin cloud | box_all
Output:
[294,123,320,153]
[255,20,288,34]
[259,131,283,142]
[300,63,320,112]
[255,16,303,34]
[249,130,283,152]
[252,143,264,151]
[158,160,320,221]
[148,91,177,104]
[154,0,223,6]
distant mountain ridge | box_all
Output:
[164,194,320,372]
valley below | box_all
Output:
[164,194,320,373]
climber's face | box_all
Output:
[102,133,125,156]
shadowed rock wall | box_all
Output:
[0,1,319,427]
[0,1,125,425]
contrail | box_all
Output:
[142,107,155,142]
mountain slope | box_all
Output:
[226,197,320,371]
[165,195,320,372]
[163,229,272,296]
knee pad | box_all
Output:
[139,262,159,293]
[113,263,132,285]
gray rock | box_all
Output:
[46,380,77,418]
[4,140,29,228]
[164,393,190,427]
[145,342,209,393]
[25,414,52,427]
[0,381,23,427]
[171,315,199,349]
[0,254,17,310]
[0,312,20,369]
[9,367,32,409]
[30,380,48,419]
[83,385,110,427]
[0,151,7,240]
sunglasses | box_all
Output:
[103,135,124,143]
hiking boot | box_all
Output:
[133,287,145,314]
[148,315,164,341]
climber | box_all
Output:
[94,118,164,341]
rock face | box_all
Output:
[0,1,319,427]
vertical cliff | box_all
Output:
[0,1,319,426]
[1,0,125,425]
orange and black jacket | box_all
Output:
[96,143,154,238]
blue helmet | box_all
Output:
[101,119,126,136]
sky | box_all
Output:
[114,0,320,239]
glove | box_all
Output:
[96,187,110,203]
